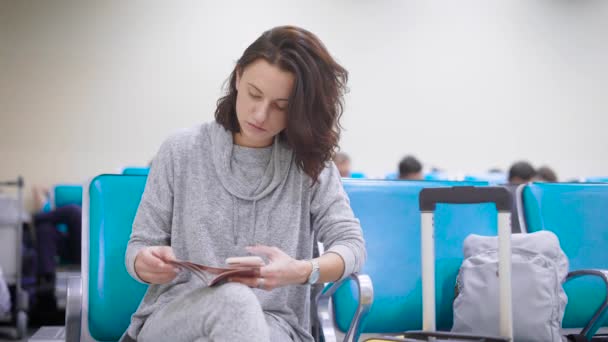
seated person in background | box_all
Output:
[124,26,366,342]
[32,186,81,289]
[507,161,536,185]
[398,155,423,180]
[333,152,351,177]
[535,166,558,182]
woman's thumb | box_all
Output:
[157,246,176,261]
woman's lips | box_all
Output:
[248,122,266,132]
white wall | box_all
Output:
[1,0,608,208]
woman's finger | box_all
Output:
[246,245,283,261]
[259,263,278,279]
[147,250,177,272]
[140,254,178,273]
[139,262,179,274]
[139,251,156,266]
[138,270,177,284]
[228,276,257,288]
[228,276,270,290]
[156,246,177,262]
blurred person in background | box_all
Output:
[507,161,536,185]
[398,155,423,180]
[333,152,351,178]
[535,166,558,182]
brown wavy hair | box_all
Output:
[215,26,348,183]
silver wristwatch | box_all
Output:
[306,259,320,285]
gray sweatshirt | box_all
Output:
[124,122,366,341]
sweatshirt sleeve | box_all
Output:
[310,163,366,281]
[125,137,176,284]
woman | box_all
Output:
[124,26,366,342]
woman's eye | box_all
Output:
[249,92,262,99]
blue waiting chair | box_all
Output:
[47,184,83,252]
[384,172,398,180]
[59,174,371,342]
[585,177,608,183]
[423,171,451,181]
[65,175,149,342]
[349,172,367,179]
[319,179,500,340]
[50,184,83,209]
[464,172,507,185]
[121,166,150,175]
[518,182,608,339]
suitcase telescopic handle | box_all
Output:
[419,186,511,212]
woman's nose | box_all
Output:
[252,103,270,123]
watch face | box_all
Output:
[309,270,320,284]
[308,260,320,284]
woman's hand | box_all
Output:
[134,246,179,284]
[228,245,311,291]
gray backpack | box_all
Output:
[452,230,569,342]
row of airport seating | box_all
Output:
[34,168,608,341]
[360,172,608,184]
[48,166,149,209]
[47,167,149,213]
[50,166,608,207]
[334,180,608,341]
[37,173,608,341]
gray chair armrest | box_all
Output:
[316,273,374,342]
[565,269,608,339]
[65,275,82,342]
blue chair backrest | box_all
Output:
[464,172,507,185]
[585,177,608,183]
[521,182,608,331]
[423,171,451,181]
[83,174,148,341]
[349,172,366,179]
[385,172,398,180]
[121,166,150,175]
[52,184,83,209]
[333,179,498,333]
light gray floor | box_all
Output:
[0,326,36,342]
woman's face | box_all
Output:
[234,59,294,148]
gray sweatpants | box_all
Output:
[137,283,297,342]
